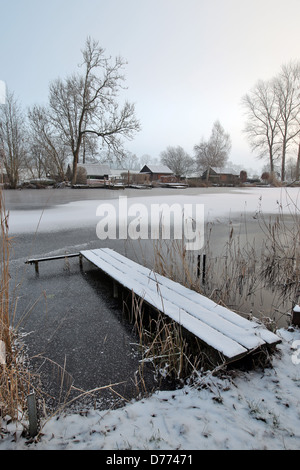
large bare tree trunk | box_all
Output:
[296,143,300,181]
[269,149,274,174]
[72,150,79,185]
[281,144,286,182]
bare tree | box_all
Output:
[48,37,140,184]
[285,157,299,181]
[243,62,300,182]
[240,170,247,183]
[0,89,27,188]
[28,104,68,180]
[194,120,231,175]
[274,61,300,181]
[25,141,45,179]
[121,152,140,170]
[139,154,158,168]
[242,79,280,175]
[160,145,194,178]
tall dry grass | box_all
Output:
[128,292,205,384]
[258,193,300,304]
[0,189,32,425]
[151,190,300,329]
[125,195,300,383]
[0,189,105,435]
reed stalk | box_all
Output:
[0,188,31,423]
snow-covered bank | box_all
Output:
[1,186,300,451]
[1,327,300,450]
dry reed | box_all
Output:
[128,290,211,384]
[0,189,31,425]
[117,190,300,384]
[150,191,299,328]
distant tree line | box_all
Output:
[0,80,233,187]
[159,120,232,179]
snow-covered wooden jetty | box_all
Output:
[26,248,281,363]
[80,248,281,363]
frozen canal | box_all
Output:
[4,185,299,411]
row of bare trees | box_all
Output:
[0,37,140,187]
[242,61,300,182]
[160,120,232,178]
[0,91,27,188]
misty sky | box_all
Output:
[1,0,300,173]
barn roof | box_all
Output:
[140,164,173,174]
[78,163,111,175]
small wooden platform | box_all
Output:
[80,248,281,363]
[25,253,82,273]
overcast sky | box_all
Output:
[1,0,300,173]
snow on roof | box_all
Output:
[221,168,239,175]
[140,164,173,174]
[78,163,111,175]
[209,167,239,175]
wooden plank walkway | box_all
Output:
[80,248,281,362]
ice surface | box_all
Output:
[7,187,300,234]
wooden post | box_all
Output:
[292,305,300,327]
[113,281,118,299]
[79,253,83,270]
[197,254,206,285]
[197,254,201,278]
[27,392,38,437]
[34,261,39,274]
[202,254,206,285]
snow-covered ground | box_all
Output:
[1,328,300,450]
[1,187,300,450]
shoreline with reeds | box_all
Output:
[1,185,299,442]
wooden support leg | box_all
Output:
[202,254,206,285]
[113,281,118,298]
[197,254,200,278]
[292,305,300,327]
[34,261,39,274]
[197,254,206,284]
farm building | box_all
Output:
[109,168,139,182]
[76,163,111,186]
[202,167,239,185]
[140,164,174,182]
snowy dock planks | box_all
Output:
[80,248,281,363]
